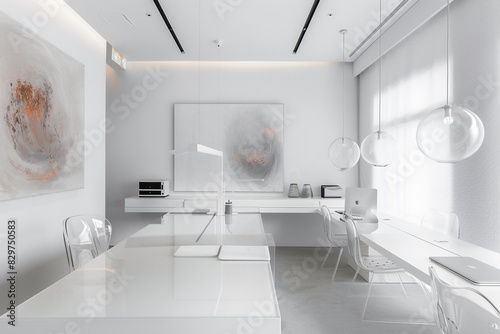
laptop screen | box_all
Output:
[430,256,500,285]
[345,187,377,218]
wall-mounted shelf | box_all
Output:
[124,195,344,214]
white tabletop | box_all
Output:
[379,214,500,268]
[125,195,344,213]
[6,213,280,334]
[331,212,500,306]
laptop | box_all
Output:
[344,187,378,219]
[430,256,500,285]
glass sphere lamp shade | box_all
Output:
[416,104,484,163]
[360,131,398,167]
[328,137,360,171]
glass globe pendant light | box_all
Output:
[416,0,484,162]
[360,0,397,167]
[360,130,398,167]
[328,29,360,171]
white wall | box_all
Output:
[0,0,106,307]
[359,0,500,252]
[106,61,359,246]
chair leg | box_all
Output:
[417,280,435,323]
[362,273,375,319]
[420,281,432,302]
[361,272,435,324]
[351,266,360,285]
[407,273,433,303]
[331,247,343,283]
[320,246,333,269]
[396,272,408,298]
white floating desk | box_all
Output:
[4,214,280,334]
[125,195,344,214]
[380,215,500,268]
[336,212,500,306]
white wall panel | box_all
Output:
[0,0,106,306]
[106,61,359,246]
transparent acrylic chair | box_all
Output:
[319,205,351,282]
[344,216,421,322]
[421,210,460,238]
[429,266,500,333]
[62,215,112,272]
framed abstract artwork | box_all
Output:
[174,104,284,192]
[0,12,85,201]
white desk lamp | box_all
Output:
[169,144,225,216]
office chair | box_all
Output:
[319,205,351,282]
[429,266,500,333]
[62,215,112,272]
[421,210,460,238]
[344,216,417,322]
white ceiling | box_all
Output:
[64,0,420,62]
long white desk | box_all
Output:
[2,213,280,334]
[380,214,500,268]
[125,195,344,213]
[341,213,500,306]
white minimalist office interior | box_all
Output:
[1,0,500,333]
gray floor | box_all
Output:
[274,247,440,334]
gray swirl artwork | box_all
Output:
[174,104,284,192]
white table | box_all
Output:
[125,195,344,213]
[3,213,280,334]
[379,214,500,268]
[345,213,500,306]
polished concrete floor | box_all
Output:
[274,247,440,334]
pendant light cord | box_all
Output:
[342,31,346,141]
[217,43,220,105]
[198,0,201,135]
[378,0,382,134]
[198,0,201,104]
[446,0,450,106]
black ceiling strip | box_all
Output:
[293,0,321,54]
[152,0,185,54]
[348,0,410,57]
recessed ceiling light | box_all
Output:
[121,13,135,27]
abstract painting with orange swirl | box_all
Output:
[0,12,84,200]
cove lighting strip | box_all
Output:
[348,0,410,57]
